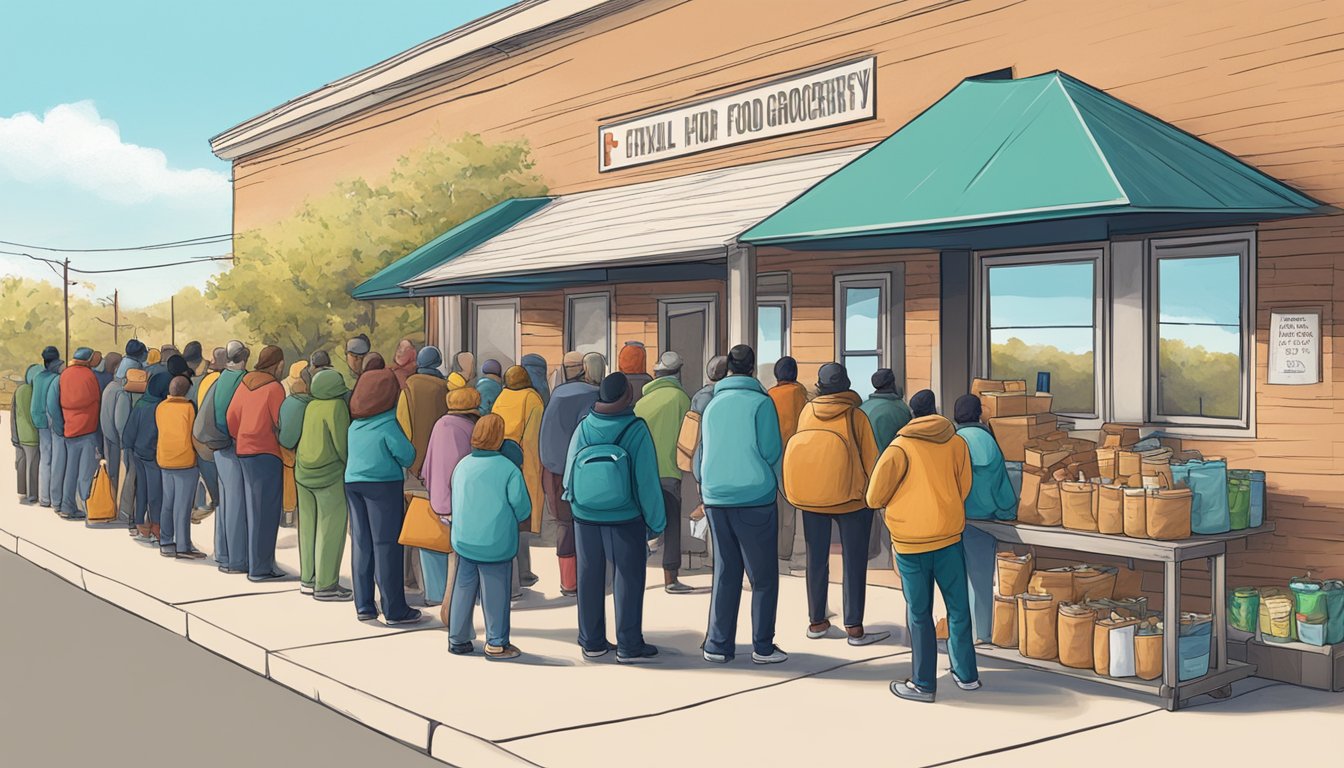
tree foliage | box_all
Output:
[990,337,1096,414]
[206,133,547,363]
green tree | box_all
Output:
[207,133,547,363]
[990,336,1095,414]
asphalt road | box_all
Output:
[0,548,444,768]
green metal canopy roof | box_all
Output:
[351,196,552,300]
[742,72,1328,247]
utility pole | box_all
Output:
[113,290,119,348]
[63,258,70,360]
[171,295,176,347]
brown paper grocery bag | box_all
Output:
[1072,566,1117,601]
[1135,628,1163,680]
[992,594,1017,648]
[1017,593,1058,660]
[1061,481,1098,531]
[1147,487,1193,540]
[1018,470,1043,525]
[1122,488,1149,538]
[1037,481,1063,527]
[1093,620,1111,676]
[1058,603,1097,669]
[1096,484,1125,534]
[995,551,1033,597]
[1029,568,1076,605]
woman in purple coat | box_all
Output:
[419,387,484,621]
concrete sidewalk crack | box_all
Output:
[919,708,1165,767]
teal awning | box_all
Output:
[351,197,552,300]
[742,72,1329,248]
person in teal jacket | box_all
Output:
[448,413,531,660]
[475,359,504,415]
[345,368,421,626]
[860,368,913,448]
[31,347,61,507]
[954,394,1017,644]
[695,345,787,665]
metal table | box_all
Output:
[968,520,1275,710]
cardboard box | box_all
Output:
[1100,422,1143,448]
[990,414,1058,462]
[971,378,1027,397]
[980,391,1054,419]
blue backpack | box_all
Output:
[570,418,643,512]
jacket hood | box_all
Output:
[350,368,400,419]
[310,369,348,400]
[642,375,685,397]
[24,364,42,384]
[898,414,957,443]
[520,354,549,395]
[617,343,646,375]
[504,365,531,390]
[715,374,766,395]
[809,391,862,420]
[241,371,278,391]
[114,357,143,380]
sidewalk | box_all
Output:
[0,416,1335,766]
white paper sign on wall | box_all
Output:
[1268,309,1321,385]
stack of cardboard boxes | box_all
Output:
[973,378,1072,465]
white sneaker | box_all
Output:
[952,671,982,691]
[751,645,789,665]
[702,649,729,664]
[847,630,891,647]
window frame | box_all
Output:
[467,296,521,369]
[1145,232,1255,430]
[757,271,793,360]
[834,272,891,377]
[975,246,1108,426]
[564,288,614,364]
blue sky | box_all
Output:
[0,0,515,307]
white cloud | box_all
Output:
[0,101,229,208]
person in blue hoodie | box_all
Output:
[475,359,505,416]
[695,344,787,666]
[110,340,148,523]
[565,373,666,663]
[122,372,170,542]
[953,394,1017,644]
[30,346,61,508]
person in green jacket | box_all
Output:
[634,351,693,594]
[860,368,913,448]
[12,364,42,503]
[954,394,1017,644]
[293,370,352,601]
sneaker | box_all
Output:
[191,507,215,524]
[485,643,522,660]
[951,671,981,691]
[386,609,426,627]
[664,581,694,595]
[175,549,208,560]
[519,573,539,588]
[890,680,935,703]
[314,587,354,602]
[560,588,578,597]
[159,547,178,558]
[807,620,832,639]
[617,644,660,664]
[702,649,731,664]
[218,566,248,574]
[847,629,891,647]
[357,611,379,622]
[583,642,616,659]
[752,645,789,665]
[450,642,474,655]
[299,583,315,595]
[247,571,287,582]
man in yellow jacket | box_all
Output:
[865,389,978,703]
[492,365,545,593]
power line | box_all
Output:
[2,249,232,274]
[0,233,232,253]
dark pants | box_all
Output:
[118,451,138,524]
[704,504,779,658]
[802,508,874,628]
[894,541,979,692]
[17,444,39,501]
[574,517,648,655]
[660,478,682,572]
[542,469,574,558]
[345,480,413,621]
[161,467,199,552]
[133,456,161,526]
[103,437,120,497]
[239,453,283,579]
[197,458,219,509]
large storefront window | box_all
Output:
[985,255,1099,417]
[835,274,889,398]
[470,298,519,370]
[566,292,611,362]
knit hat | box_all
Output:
[309,350,331,370]
[345,334,371,356]
[954,394,983,425]
[446,386,481,414]
[254,345,284,372]
[654,351,683,375]
[349,369,400,419]
[871,368,897,394]
[209,347,227,372]
[166,354,193,380]
[160,345,180,359]
[146,348,161,366]
[225,340,248,365]
[618,341,647,376]
[363,352,386,371]
[481,359,502,377]
[706,355,728,383]
[504,365,531,390]
[73,347,94,362]
[41,345,60,365]
[101,352,122,376]
[416,345,443,370]
[287,362,309,394]
[910,389,937,418]
[581,352,606,385]
[182,341,204,369]
[726,344,755,375]
[562,351,584,380]
[124,339,147,360]
[773,356,798,383]
[168,375,191,398]
[471,413,506,451]
[598,372,629,404]
[816,362,851,395]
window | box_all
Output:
[835,274,889,398]
[756,272,791,387]
[1149,236,1251,426]
[469,298,519,370]
[566,292,611,362]
[983,252,1101,417]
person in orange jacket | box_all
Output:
[157,375,204,558]
[768,356,808,561]
[226,345,288,582]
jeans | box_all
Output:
[197,458,219,509]
[61,432,100,517]
[542,469,575,558]
[239,453,283,579]
[17,444,39,501]
[296,481,348,592]
[660,478,682,572]
[161,467,199,552]
[118,451,138,524]
[214,446,247,570]
[48,432,66,511]
[36,428,53,505]
[962,523,997,644]
[345,480,413,621]
[420,550,449,605]
[778,492,799,560]
[133,456,162,526]
[103,438,120,499]
[802,508,874,628]
[448,557,511,648]
[574,517,648,654]
[894,541,979,692]
[704,503,779,658]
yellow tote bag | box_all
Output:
[87,460,117,522]
[398,495,453,554]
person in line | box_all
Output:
[123,371,170,542]
[475,359,504,415]
[58,347,103,520]
[520,353,551,406]
[447,351,475,391]
[12,364,41,503]
[343,334,371,391]
[345,365,423,625]
[696,344,787,665]
[294,369,352,601]
[226,345,288,582]
[683,354,728,559]
[30,347,61,508]
[953,394,1017,644]
[784,362,888,646]
[419,387,482,616]
[100,352,130,503]
[395,345,449,604]
[190,347,227,523]
[92,351,116,392]
[492,365,545,594]
[566,373,666,662]
[538,351,598,596]
[144,347,165,376]
[391,338,418,390]
[157,375,204,558]
[279,363,313,531]
[447,414,530,659]
[182,341,205,377]
[42,352,69,515]
[207,341,251,573]
[617,341,652,404]
[866,390,978,703]
[768,356,809,562]
[861,369,913,448]
[635,351,692,594]
[111,340,148,522]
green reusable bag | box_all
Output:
[1228,587,1259,633]
[1322,580,1344,645]
[1227,471,1251,531]
[1290,578,1328,623]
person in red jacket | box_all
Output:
[226,345,288,581]
[59,347,103,520]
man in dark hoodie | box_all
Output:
[866,390,977,703]
[122,371,171,541]
[538,351,602,596]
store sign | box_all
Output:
[1268,309,1321,385]
[599,57,876,172]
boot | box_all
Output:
[558,556,578,596]
[664,568,693,594]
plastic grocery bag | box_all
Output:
[1171,459,1229,534]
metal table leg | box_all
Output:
[1212,554,1227,672]
[1162,559,1181,711]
